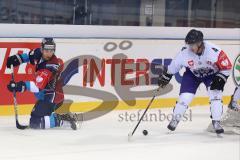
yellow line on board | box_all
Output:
[0,96,231,116]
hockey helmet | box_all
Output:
[41,37,56,52]
[185,29,203,44]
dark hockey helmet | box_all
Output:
[185,29,203,44]
[41,37,56,52]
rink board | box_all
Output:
[0,38,239,115]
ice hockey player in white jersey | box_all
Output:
[158,29,232,134]
[209,86,240,134]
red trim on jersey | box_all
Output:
[216,51,232,70]
[188,60,194,67]
[58,58,64,72]
[35,69,52,90]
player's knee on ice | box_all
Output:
[30,100,60,129]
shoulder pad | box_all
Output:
[211,48,219,52]
[29,48,42,65]
[181,47,187,51]
[45,63,60,73]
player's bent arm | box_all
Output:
[167,52,184,75]
[216,50,232,76]
[25,68,54,93]
[210,50,232,91]
[6,48,41,68]
[6,53,29,68]
[158,52,183,87]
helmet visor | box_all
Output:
[186,42,202,53]
[43,44,55,51]
[187,43,198,49]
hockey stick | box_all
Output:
[11,66,29,130]
[128,87,160,141]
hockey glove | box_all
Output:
[158,67,172,87]
[7,81,26,93]
[7,54,23,69]
[210,73,228,91]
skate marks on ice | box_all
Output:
[0,107,239,160]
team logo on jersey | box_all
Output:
[221,59,229,67]
[188,60,194,67]
[206,61,212,65]
[233,54,240,86]
[36,76,43,83]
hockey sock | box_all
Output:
[173,93,194,121]
[209,90,223,121]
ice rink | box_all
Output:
[0,106,239,160]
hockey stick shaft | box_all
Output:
[129,87,160,137]
[11,67,19,121]
[11,66,28,129]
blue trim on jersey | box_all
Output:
[25,81,31,91]
[34,90,45,100]
[50,113,56,128]
[20,53,30,63]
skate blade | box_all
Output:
[216,133,224,138]
[166,130,174,134]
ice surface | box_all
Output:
[0,106,239,160]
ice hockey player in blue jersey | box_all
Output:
[158,29,232,134]
[7,38,80,130]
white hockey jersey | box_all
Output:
[167,41,232,78]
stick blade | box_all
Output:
[16,120,29,130]
[128,132,133,142]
